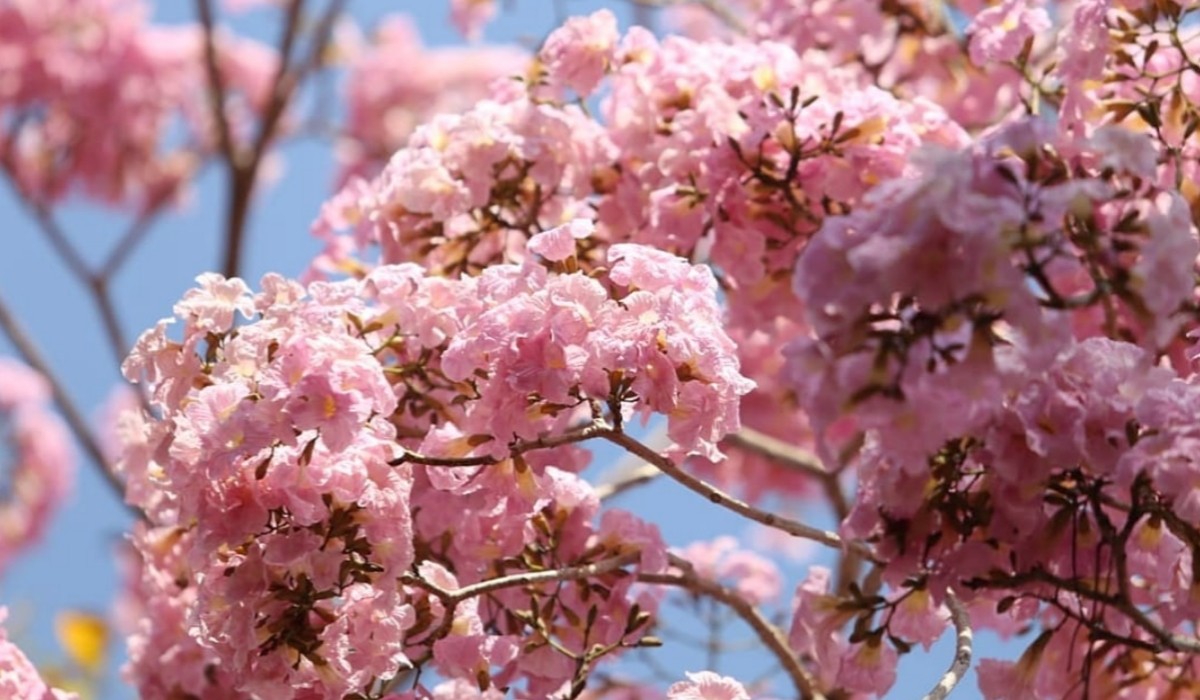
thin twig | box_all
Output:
[640,553,826,700]
[0,172,142,373]
[726,428,828,479]
[397,423,872,559]
[194,0,238,165]
[922,591,973,700]
[603,430,876,560]
[726,428,864,592]
[389,420,612,467]
[595,463,661,500]
[0,294,139,518]
[98,208,161,280]
[402,551,641,603]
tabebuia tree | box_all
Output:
[1,0,1199,698]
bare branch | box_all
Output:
[603,430,876,561]
[193,0,238,166]
[216,0,349,279]
[98,207,162,280]
[922,591,973,700]
[0,171,146,381]
[641,553,826,700]
[727,428,828,479]
[389,420,612,468]
[0,294,139,518]
[402,551,641,603]
[595,463,661,500]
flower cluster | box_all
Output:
[0,0,277,210]
[118,224,751,697]
[0,358,74,576]
[0,608,78,700]
[16,1,1197,698]
[338,15,528,182]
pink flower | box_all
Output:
[967,0,1051,66]
[667,671,750,700]
[886,587,949,650]
[0,608,79,699]
[450,0,496,40]
[0,359,75,575]
[598,509,669,573]
[173,273,254,334]
[528,219,592,262]
[837,636,898,696]
[678,537,782,604]
[540,10,620,97]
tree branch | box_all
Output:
[0,294,139,518]
[640,553,826,700]
[726,428,828,480]
[595,463,661,500]
[389,420,612,468]
[726,427,867,593]
[194,0,237,166]
[603,430,876,560]
[922,591,972,700]
[402,551,641,604]
[0,171,146,381]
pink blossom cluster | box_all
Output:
[0,358,74,576]
[677,537,782,605]
[314,95,612,278]
[683,0,1024,128]
[0,0,277,210]
[82,1,1200,698]
[339,15,528,182]
[0,608,78,699]
[781,120,1200,697]
[118,224,752,697]
[313,14,969,509]
[788,118,1198,462]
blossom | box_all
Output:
[528,219,592,262]
[539,10,620,97]
[667,671,750,700]
[967,0,1051,66]
[0,608,79,699]
[0,359,74,575]
[449,0,496,40]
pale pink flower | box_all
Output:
[967,0,1051,66]
[173,273,254,334]
[528,219,592,262]
[0,608,79,699]
[0,359,75,575]
[540,10,620,97]
[667,671,750,700]
[450,0,496,40]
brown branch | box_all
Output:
[389,420,612,468]
[98,208,161,280]
[640,553,826,700]
[595,463,661,501]
[726,428,865,592]
[603,430,876,560]
[0,171,146,376]
[402,551,641,604]
[922,591,972,700]
[0,294,139,518]
[194,0,238,166]
[218,0,345,279]
[727,428,828,480]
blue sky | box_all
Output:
[0,2,1006,697]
